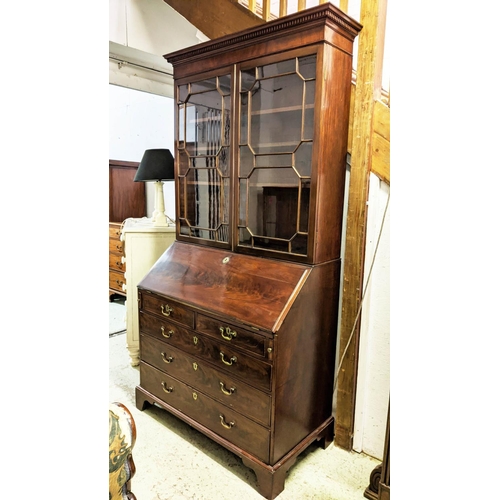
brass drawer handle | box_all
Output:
[161,382,173,393]
[219,382,235,396]
[220,352,237,366]
[219,414,235,429]
[161,304,173,316]
[115,261,123,268]
[161,352,173,363]
[161,326,173,338]
[219,326,237,341]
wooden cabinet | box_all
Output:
[109,159,146,300]
[135,5,361,499]
[109,222,126,299]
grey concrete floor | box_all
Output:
[109,326,381,500]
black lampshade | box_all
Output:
[134,149,175,182]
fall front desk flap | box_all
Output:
[137,241,311,333]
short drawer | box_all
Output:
[139,312,192,352]
[140,334,271,426]
[109,253,125,272]
[109,238,124,254]
[140,361,270,463]
[109,270,126,292]
[196,313,269,357]
[140,292,194,328]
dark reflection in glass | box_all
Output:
[238,55,316,256]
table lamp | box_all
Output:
[134,149,175,227]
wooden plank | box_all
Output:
[298,0,306,11]
[162,0,264,39]
[248,0,256,13]
[373,99,390,141]
[371,131,390,184]
[334,0,388,451]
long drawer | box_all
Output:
[140,318,272,391]
[140,361,270,463]
[140,333,271,426]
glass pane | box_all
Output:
[291,234,308,255]
[239,178,247,226]
[255,154,293,169]
[249,74,303,154]
[222,97,231,146]
[186,168,221,230]
[218,75,231,96]
[303,80,315,140]
[257,58,296,79]
[239,145,254,178]
[241,68,257,92]
[178,149,189,176]
[179,219,190,236]
[240,94,248,145]
[239,227,252,246]
[294,142,313,177]
[218,146,230,177]
[191,77,217,93]
[298,180,311,233]
[178,103,185,146]
[298,55,316,80]
[253,236,289,252]
[179,84,189,103]
[216,225,229,243]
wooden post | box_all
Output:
[279,0,288,17]
[334,0,387,451]
[262,0,271,20]
[298,0,306,11]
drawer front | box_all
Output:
[155,329,272,392]
[140,293,194,328]
[109,238,124,254]
[109,253,125,272]
[140,334,271,426]
[140,361,270,463]
[109,270,126,292]
[109,225,122,239]
[196,313,268,357]
[139,312,193,352]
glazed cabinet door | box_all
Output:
[175,69,233,248]
[236,51,317,261]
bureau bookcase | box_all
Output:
[135,5,361,499]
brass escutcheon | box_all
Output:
[192,362,198,371]
[193,336,198,345]
[192,392,198,400]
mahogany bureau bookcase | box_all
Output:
[135,5,361,499]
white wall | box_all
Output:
[353,174,390,459]
[109,85,176,220]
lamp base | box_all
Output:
[151,181,175,227]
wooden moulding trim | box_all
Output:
[164,4,362,66]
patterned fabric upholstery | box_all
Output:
[109,402,137,500]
